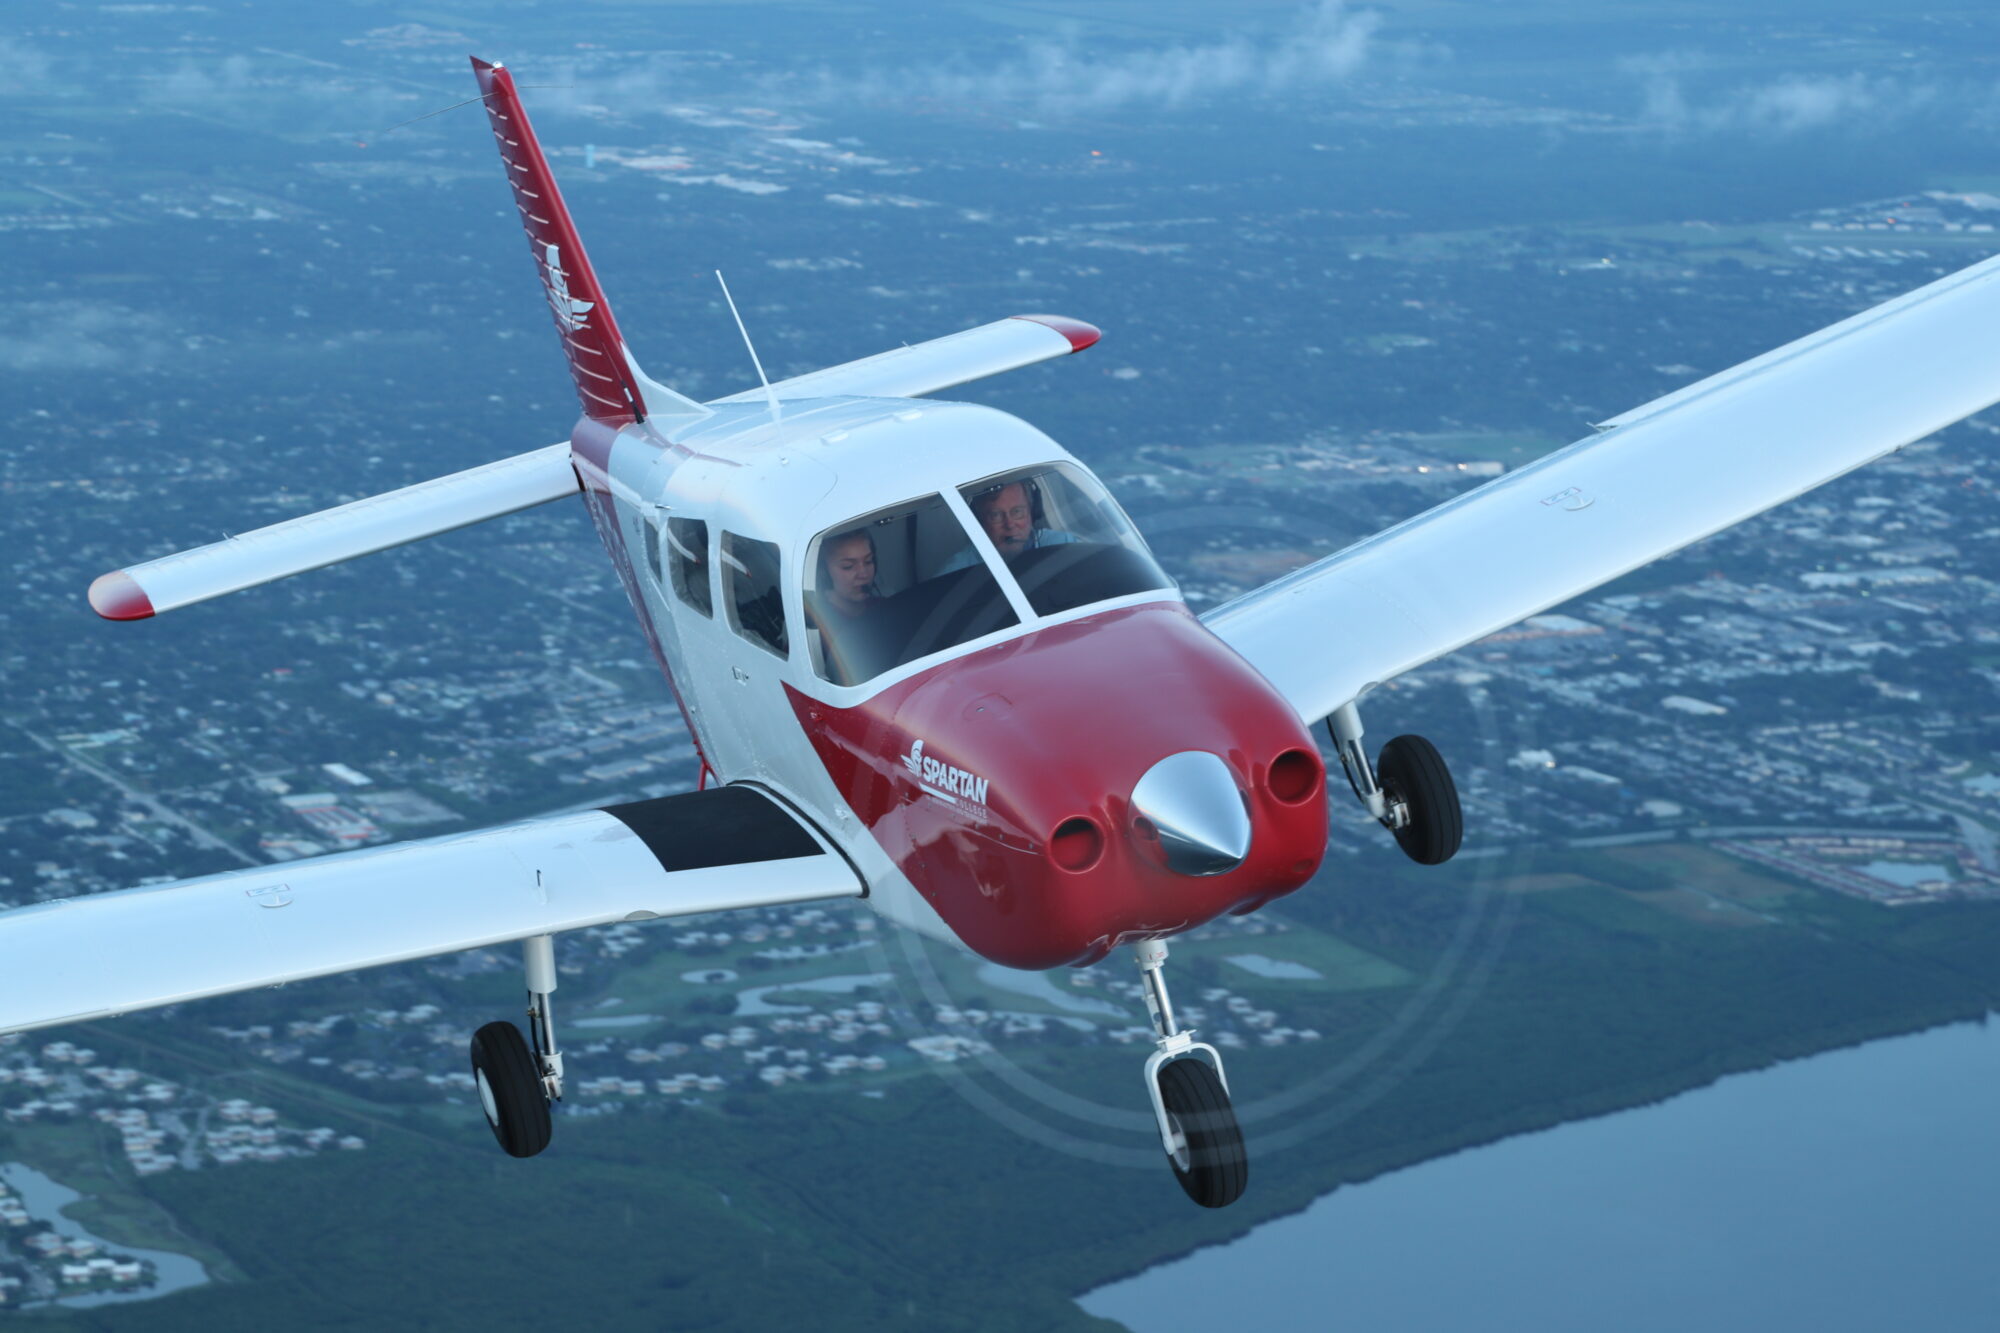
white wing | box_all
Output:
[1204,251,2000,726]
[708,314,1098,404]
[0,788,859,1037]
[89,443,580,621]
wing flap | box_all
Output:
[708,314,1099,404]
[0,789,860,1036]
[1205,250,2000,725]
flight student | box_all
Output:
[943,479,1077,572]
[808,528,892,684]
[818,529,879,617]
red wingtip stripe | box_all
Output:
[89,571,155,621]
[1011,314,1102,352]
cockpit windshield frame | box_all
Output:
[956,461,1175,619]
[801,492,1024,689]
[799,462,1177,694]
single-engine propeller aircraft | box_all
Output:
[10,59,2000,1210]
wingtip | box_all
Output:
[1012,314,1102,353]
[88,571,154,621]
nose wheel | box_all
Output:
[1327,702,1462,865]
[1134,940,1248,1208]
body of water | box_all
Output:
[0,1162,210,1309]
[975,962,1127,1016]
[1082,1019,2000,1332]
[1224,954,1323,981]
[736,971,893,1016]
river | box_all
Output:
[0,1162,211,1308]
[1081,1018,2000,1332]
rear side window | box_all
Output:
[665,517,712,617]
[722,531,788,657]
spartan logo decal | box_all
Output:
[539,242,595,333]
[901,737,990,812]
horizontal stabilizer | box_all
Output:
[0,788,861,1037]
[89,443,580,620]
[708,314,1099,405]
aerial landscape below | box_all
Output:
[7,1,2000,1328]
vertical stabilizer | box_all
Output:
[471,58,703,425]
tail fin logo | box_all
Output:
[539,242,595,333]
[902,738,925,777]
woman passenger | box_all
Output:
[809,529,892,685]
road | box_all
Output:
[12,725,257,869]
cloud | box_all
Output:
[787,1,1382,116]
[0,38,54,89]
[1623,54,1946,137]
[0,304,177,374]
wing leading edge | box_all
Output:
[1205,250,2000,726]
[0,787,860,1038]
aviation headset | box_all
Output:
[968,475,1050,531]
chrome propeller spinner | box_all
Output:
[1130,751,1252,877]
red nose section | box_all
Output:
[787,603,1327,969]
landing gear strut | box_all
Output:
[468,935,562,1158]
[1135,940,1247,1208]
[1327,702,1462,865]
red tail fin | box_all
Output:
[472,57,647,425]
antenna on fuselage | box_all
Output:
[715,270,780,422]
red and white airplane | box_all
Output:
[11,59,2000,1209]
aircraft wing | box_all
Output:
[1203,250,2000,727]
[708,314,1099,404]
[89,443,581,620]
[0,788,860,1037]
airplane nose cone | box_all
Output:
[1130,751,1252,877]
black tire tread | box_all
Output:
[1157,1058,1248,1209]
[469,1020,552,1159]
[1378,733,1463,865]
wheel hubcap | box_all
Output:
[1165,1110,1191,1172]
[475,1067,500,1126]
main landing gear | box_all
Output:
[1135,939,1247,1208]
[469,935,563,1158]
[1327,702,1462,866]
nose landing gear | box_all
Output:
[1327,702,1462,865]
[468,934,563,1158]
[1135,939,1247,1208]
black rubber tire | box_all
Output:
[469,1021,552,1159]
[1157,1058,1248,1209]
[1377,733,1463,866]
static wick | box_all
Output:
[715,270,781,422]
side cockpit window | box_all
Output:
[665,517,712,618]
[805,495,1019,687]
[723,531,787,657]
[960,464,1173,617]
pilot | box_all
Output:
[808,528,892,684]
[944,479,1077,572]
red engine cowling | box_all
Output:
[788,603,1327,969]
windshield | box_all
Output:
[804,494,1020,687]
[959,463,1173,616]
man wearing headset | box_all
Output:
[941,478,1077,573]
